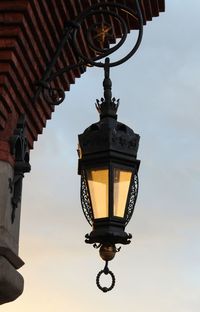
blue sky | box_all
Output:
[2,1,200,311]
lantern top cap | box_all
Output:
[78,116,140,161]
[78,58,140,160]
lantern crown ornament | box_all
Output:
[78,58,140,292]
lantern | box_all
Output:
[78,60,140,248]
[78,58,140,292]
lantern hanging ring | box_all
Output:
[96,261,116,293]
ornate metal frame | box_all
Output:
[34,0,143,106]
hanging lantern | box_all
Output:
[78,58,140,292]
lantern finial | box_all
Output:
[95,58,119,119]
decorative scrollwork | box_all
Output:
[34,0,143,105]
[36,82,65,106]
[80,174,93,226]
[125,173,139,226]
[72,1,143,68]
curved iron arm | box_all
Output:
[34,0,143,106]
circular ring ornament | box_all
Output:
[73,1,143,68]
[96,269,116,292]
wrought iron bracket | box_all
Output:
[9,114,31,223]
[34,0,143,106]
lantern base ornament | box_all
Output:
[85,224,132,245]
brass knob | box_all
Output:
[99,243,116,261]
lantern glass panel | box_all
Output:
[86,169,109,219]
[113,168,132,218]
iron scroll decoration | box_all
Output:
[34,0,143,105]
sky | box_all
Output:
[2,1,200,311]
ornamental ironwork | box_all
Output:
[34,1,143,106]
[80,173,93,227]
[125,173,139,226]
